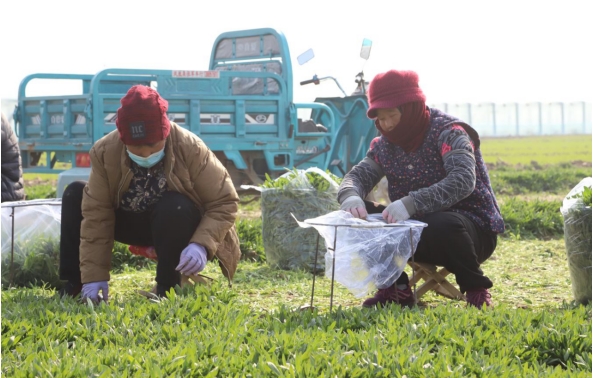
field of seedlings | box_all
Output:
[1,135,592,376]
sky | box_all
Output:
[1,0,592,106]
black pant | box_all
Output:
[59,181,202,289]
[365,201,497,293]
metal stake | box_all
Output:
[329,225,338,312]
[10,206,15,286]
[409,227,416,304]
[310,233,320,309]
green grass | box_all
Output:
[22,173,57,200]
[4,135,591,375]
[490,165,592,196]
[1,237,592,376]
[481,135,592,166]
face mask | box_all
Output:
[127,147,165,168]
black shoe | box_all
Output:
[58,281,82,298]
[156,284,176,298]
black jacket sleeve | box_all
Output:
[1,112,25,202]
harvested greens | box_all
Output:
[561,178,592,304]
[1,238,61,288]
[261,168,341,272]
[1,200,63,288]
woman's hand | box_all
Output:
[340,196,368,219]
[382,199,410,223]
[176,243,208,276]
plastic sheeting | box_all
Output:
[257,168,340,273]
[561,177,592,304]
[1,199,62,287]
[296,211,427,298]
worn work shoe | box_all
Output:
[466,288,493,308]
[362,284,415,308]
[58,281,82,298]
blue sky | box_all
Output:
[1,0,592,105]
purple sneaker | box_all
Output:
[362,284,415,308]
[466,288,493,308]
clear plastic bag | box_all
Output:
[259,168,340,272]
[560,177,592,304]
[1,199,62,288]
[295,210,427,298]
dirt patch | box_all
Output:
[238,209,262,220]
[24,177,57,187]
[570,160,592,168]
[497,193,565,204]
[486,160,592,171]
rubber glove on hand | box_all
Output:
[176,243,208,276]
[382,199,410,223]
[81,281,109,303]
[340,195,368,219]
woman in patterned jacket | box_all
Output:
[338,70,504,309]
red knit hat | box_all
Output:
[116,85,171,145]
[366,70,426,119]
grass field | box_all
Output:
[480,134,592,166]
[4,134,592,376]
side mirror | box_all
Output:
[360,38,372,60]
[297,49,315,65]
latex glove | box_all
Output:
[382,199,411,223]
[175,243,208,276]
[81,281,109,303]
[340,195,368,219]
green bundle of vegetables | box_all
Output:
[1,237,62,289]
[562,182,592,304]
[261,168,341,273]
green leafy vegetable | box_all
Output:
[1,238,62,289]
[570,185,592,207]
[261,169,341,272]
[563,185,592,304]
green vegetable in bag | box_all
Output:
[1,238,62,289]
[261,168,341,273]
[561,178,592,304]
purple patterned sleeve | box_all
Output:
[409,125,477,214]
[337,140,384,204]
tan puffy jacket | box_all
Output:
[79,122,241,284]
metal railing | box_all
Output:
[429,101,592,137]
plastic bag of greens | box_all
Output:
[259,168,341,272]
[560,177,592,304]
[295,211,427,298]
[1,199,62,288]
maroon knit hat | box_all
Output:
[116,85,171,145]
[366,70,426,119]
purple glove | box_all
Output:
[175,243,208,276]
[340,195,368,219]
[81,281,109,303]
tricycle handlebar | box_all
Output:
[300,79,320,85]
[300,75,347,97]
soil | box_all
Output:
[24,177,57,187]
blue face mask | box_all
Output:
[127,147,165,168]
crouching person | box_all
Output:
[59,85,241,302]
[339,70,504,309]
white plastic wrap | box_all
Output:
[296,211,427,298]
[560,177,592,304]
[1,199,62,287]
[249,168,340,273]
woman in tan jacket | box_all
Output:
[59,85,241,302]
